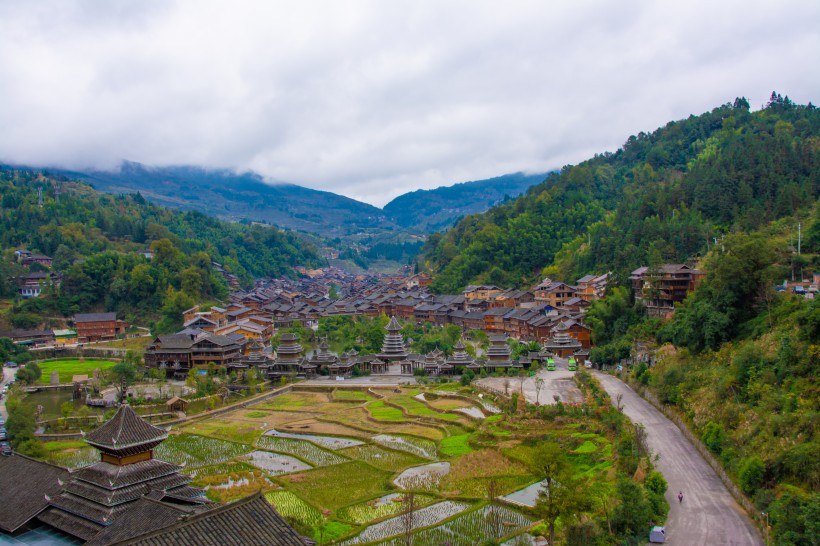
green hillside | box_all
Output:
[422,94,819,292]
[0,167,323,329]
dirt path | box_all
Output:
[594,372,762,546]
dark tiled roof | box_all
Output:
[73,459,180,490]
[195,334,237,347]
[114,491,309,546]
[63,471,191,506]
[84,497,193,546]
[83,405,168,453]
[74,312,117,323]
[37,507,104,541]
[155,334,196,349]
[0,454,70,532]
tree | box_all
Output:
[400,492,417,546]
[535,377,545,405]
[16,362,41,384]
[486,478,502,540]
[110,360,138,402]
[532,442,591,546]
[611,477,651,538]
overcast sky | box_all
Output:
[0,1,818,207]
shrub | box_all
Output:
[701,421,726,455]
[739,456,765,494]
[644,470,668,496]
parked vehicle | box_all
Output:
[0,441,11,456]
[568,357,577,371]
[546,358,555,371]
[649,526,666,543]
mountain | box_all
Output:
[382,172,548,233]
[54,162,396,236]
[422,95,819,292]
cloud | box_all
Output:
[0,0,817,206]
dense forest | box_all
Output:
[0,167,323,329]
[422,94,819,292]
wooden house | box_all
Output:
[73,312,128,342]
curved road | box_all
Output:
[594,373,762,546]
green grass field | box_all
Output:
[37,359,118,383]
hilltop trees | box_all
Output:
[0,168,324,322]
[423,97,818,291]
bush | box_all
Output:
[644,470,668,496]
[739,456,765,494]
[701,421,726,455]
[15,362,42,384]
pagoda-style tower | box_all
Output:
[39,404,207,541]
[543,332,582,358]
[446,338,475,370]
[485,334,516,371]
[232,338,272,379]
[271,333,304,377]
[377,316,409,362]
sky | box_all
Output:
[0,1,818,207]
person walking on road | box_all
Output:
[678,491,684,504]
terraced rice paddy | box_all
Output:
[243,450,312,474]
[455,406,486,419]
[264,490,324,528]
[255,436,348,466]
[338,501,471,545]
[336,493,437,525]
[40,383,621,543]
[393,462,451,490]
[339,444,424,472]
[155,434,252,467]
[263,427,364,449]
[379,504,534,546]
[372,434,437,459]
[500,479,547,507]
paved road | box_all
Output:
[594,373,762,546]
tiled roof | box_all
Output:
[113,491,310,546]
[73,459,181,490]
[37,507,104,541]
[83,405,168,453]
[156,334,197,349]
[83,497,194,546]
[74,312,117,323]
[0,454,69,532]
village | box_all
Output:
[0,261,722,383]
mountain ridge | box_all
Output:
[7,161,548,238]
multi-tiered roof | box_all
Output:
[38,404,208,542]
[484,334,517,369]
[377,316,408,361]
[446,338,476,368]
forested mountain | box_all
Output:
[383,171,548,233]
[0,167,323,329]
[422,94,819,292]
[52,161,396,236]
